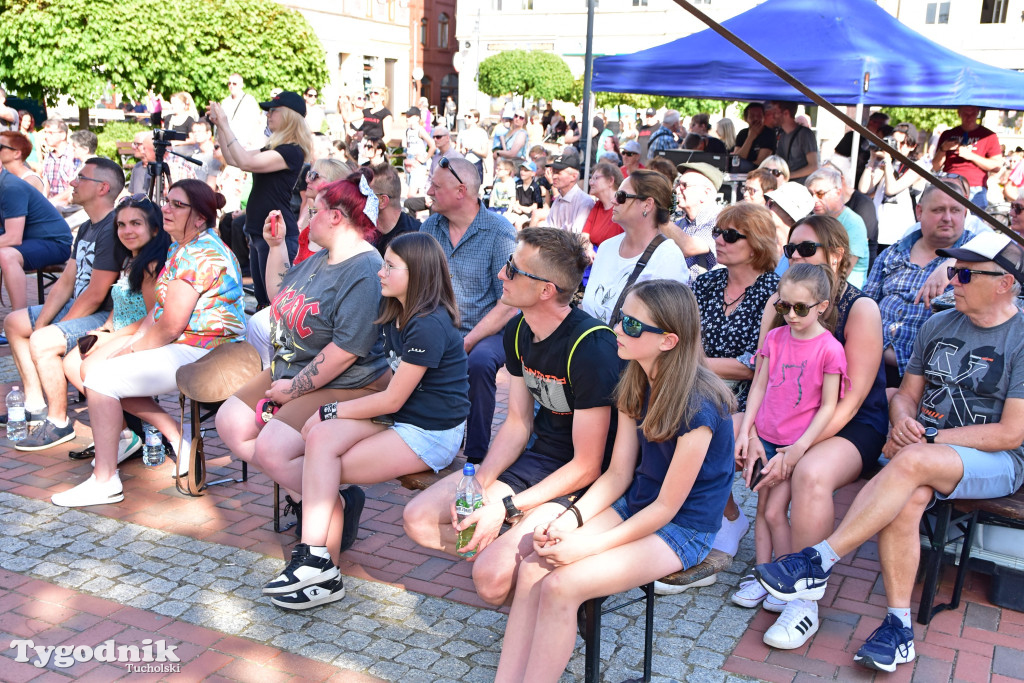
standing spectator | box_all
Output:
[191,120,223,189]
[546,154,594,233]
[733,103,776,171]
[402,107,434,200]
[858,122,922,252]
[690,113,728,154]
[581,162,625,251]
[208,91,312,307]
[646,110,681,162]
[834,111,889,182]
[620,140,644,178]
[526,113,544,150]
[418,96,433,134]
[0,88,18,131]
[360,86,393,142]
[637,108,660,159]
[126,131,156,196]
[40,118,80,202]
[807,167,869,288]
[495,109,529,163]
[405,124,462,216]
[444,95,457,129]
[165,92,198,146]
[665,162,722,278]
[0,131,46,194]
[932,105,1002,209]
[304,88,325,133]
[766,101,818,184]
[458,109,489,180]
[220,73,264,150]
[147,89,164,128]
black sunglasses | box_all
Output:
[774,300,823,317]
[614,190,644,205]
[0,143,15,152]
[504,255,564,293]
[783,241,824,259]
[1011,202,1023,214]
[439,156,464,185]
[306,169,321,183]
[947,266,1007,284]
[713,228,747,244]
[622,151,638,157]
[765,168,784,178]
[620,313,667,338]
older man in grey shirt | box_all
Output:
[420,157,518,463]
[546,154,594,233]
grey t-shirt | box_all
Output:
[777,125,817,181]
[269,249,388,389]
[906,308,1024,490]
[71,209,120,307]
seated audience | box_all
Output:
[807,167,869,288]
[404,228,621,606]
[494,279,735,680]
[261,233,469,610]
[664,162,721,278]
[544,153,594,232]
[52,180,246,506]
[742,168,779,206]
[295,159,351,264]
[755,232,1024,673]
[0,131,45,193]
[1011,192,1023,236]
[509,161,543,230]
[619,140,644,178]
[369,163,420,257]
[581,162,625,251]
[759,155,790,182]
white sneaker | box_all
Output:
[731,574,769,608]
[173,427,192,478]
[90,431,144,468]
[52,472,124,507]
[763,593,788,613]
[711,508,750,556]
[763,599,819,650]
[653,573,717,596]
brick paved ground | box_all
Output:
[1,285,1022,681]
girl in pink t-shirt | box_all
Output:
[736,264,848,592]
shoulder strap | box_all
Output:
[566,322,613,387]
[608,233,667,327]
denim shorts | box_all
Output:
[936,446,1021,502]
[27,301,110,354]
[759,437,782,461]
[611,497,714,571]
[392,420,465,473]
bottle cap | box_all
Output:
[462,463,475,476]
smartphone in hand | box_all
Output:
[749,464,767,490]
[270,214,278,238]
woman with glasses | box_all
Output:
[1011,193,1024,236]
[357,137,388,167]
[495,279,736,681]
[743,167,780,207]
[359,87,392,143]
[736,214,886,650]
[580,170,688,324]
[0,131,45,194]
[208,91,313,307]
[759,155,791,182]
[494,109,528,163]
[215,168,390,533]
[52,181,246,507]
[857,122,923,252]
[581,162,625,250]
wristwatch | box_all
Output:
[924,427,938,444]
[502,495,523,524]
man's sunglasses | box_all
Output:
[439,156,464,185]
[620,313,667,338]
[504,255,564,293]
[622,151,638,157]
[774,300,822,317]
[947,266,1007,284]
[614,190,644,204]
[783,241,824,259]
[712,228,747,244]
[1011,202,1023,215]
[0,143,15,152]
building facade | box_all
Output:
[409,0,460,110]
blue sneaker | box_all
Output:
[754,547,831,601]
[853,613,915,672]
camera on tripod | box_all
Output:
[152,128,188,144]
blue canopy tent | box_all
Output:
[592,0,1024,109]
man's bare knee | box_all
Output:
[403,483,452,548]
[29,326,69,362]
[473,550,516,606]
[4,308,31,339]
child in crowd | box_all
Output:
[509,160,543,229]
[494,279,736,680]
[262,232,469,610]
[733,264,847,644]
[488,159,516,215]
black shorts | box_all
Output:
[497,450,585,508]
[835,420,888,475]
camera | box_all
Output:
[152,128,188,143]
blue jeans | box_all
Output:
[464,332,506,463]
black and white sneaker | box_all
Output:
[262,543,339,595]
[270,576,346,611]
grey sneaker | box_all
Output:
[14,420,76,451]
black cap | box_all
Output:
[405,106,421,118]
[549,154,581,172]
[259,91,306,117]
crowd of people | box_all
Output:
[3,80,1024,679]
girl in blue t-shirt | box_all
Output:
[495,279,737,681]
[262,232,469,610]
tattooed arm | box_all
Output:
[264,343,360,404]
[263,210,292,300]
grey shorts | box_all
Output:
[27,301,109,354]
[936,446,1022,502]
[391,420,465,473]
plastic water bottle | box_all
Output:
[142,424,165,467]
[6,386,27,443]
[455,463,485,558]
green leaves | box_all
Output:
[880,107,960,134]
[478,50,574,102]
[0,0,329,110]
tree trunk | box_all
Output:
[79,105,90,130]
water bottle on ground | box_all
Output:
[455,463,486,558]
[142,424,165,467]
[6,386,27,443]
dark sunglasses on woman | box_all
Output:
[773,300,822,317]
[1011,202,1023,215]
[620,313,667,338]
[614,190,644,205]
[947,266,1007,284]
[783,241,824,259]
[712,228,746,244]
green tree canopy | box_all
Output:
[576,81,735,116]
[478,50,574,102]
[880,107,960,134]
[0,0,329,109]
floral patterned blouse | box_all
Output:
[692,268,781,411]
[153,230,246,349]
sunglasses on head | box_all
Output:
[504,255,565,292]
[620,313,667,338]
[439,156,464,185]
[712,228,747,244]
[117,192,152,208]
[614,190,644,204]
[783,241,824,259]
[774,299,822,317]
[947,266,1007,284]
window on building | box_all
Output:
[979,0,1008,23]
[420,18,427,46]
[492,0,501,9]
[438,13,449,48]
[632,0,647,6]
[925,2,950,23]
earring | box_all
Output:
[642,210,648,217]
